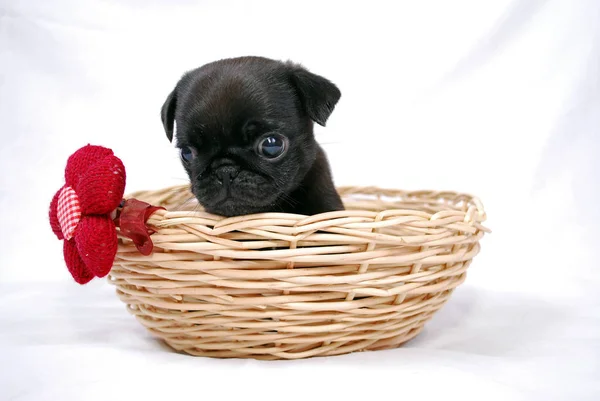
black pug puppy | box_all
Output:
[160,56,345,217]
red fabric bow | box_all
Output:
[49,145,126,284]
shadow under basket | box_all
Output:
[109,185,490,360]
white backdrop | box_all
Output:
[1,0,599,400]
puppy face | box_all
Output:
[161,57,341,217]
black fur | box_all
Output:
[161,56,344,217]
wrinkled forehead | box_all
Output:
[177,72,298,133]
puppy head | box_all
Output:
[161,56,341,217]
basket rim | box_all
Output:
[125,184,489,229]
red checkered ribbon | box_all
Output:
[57,186,82,240]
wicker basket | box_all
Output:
[109,185,489,360]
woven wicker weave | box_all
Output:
[109,185,489,360]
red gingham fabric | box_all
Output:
[57,186,82,240]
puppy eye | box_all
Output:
[180,146,197,163]
[257,135,286,159]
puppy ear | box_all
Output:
[287,63,341,126]
[161,88,177,142]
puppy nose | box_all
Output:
[215,166,239,184]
